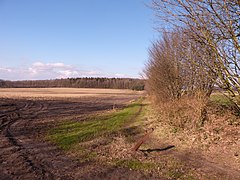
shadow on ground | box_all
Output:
[140,145,175,153]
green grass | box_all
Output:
[114,158,196,179]
[114,159,156,170]
[210,93,240,116]
[47,99,143,150]
[210,94,233,106]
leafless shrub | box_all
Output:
[144,29,214,128]
[156,93,208,129]
[151,0,240,107]
[145,30,214,103]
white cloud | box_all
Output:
[32,62,71,69]
[0,67,13,73]
[0,62,82,80]
[0,61,135,80]
[114,73,128,78]
[57,70,79,78]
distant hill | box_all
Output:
[0,77,145,90]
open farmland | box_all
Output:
[0,88,149,179]
[1,88,239,180]
[0,88,142,99]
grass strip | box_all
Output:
[47,99,142,150]
[114,159,156,170]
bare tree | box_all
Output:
[151,0,240,101]
[145,29,214,103]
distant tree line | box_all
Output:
[0,78,145,90]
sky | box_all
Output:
[0,0,157,80]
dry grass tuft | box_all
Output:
[97,136,133,161]
[154,94,208,130]
[147,93,240,171]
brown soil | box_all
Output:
[141,101,240,180]
[139,137,240,180]
[1,89,239,180]
[0,94,156,180]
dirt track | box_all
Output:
[0,93,158,180]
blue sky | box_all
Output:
[0,0,156,80]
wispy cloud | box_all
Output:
[0,67,13,73]
[0,62,131,80]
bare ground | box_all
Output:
[0,92,155,180]
[1,89,239,179]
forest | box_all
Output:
[0,77,145,90]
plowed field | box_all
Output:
[0,88,149,179]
